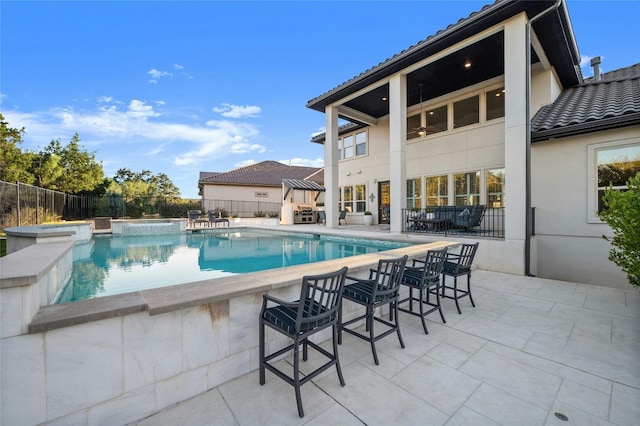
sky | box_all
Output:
[2,1,639,198]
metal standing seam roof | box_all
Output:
[281,179,325,192]
[198,160,323,187]
[531,63,640,142]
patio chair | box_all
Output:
[339,255,408,365]
[187,210,203,227]
[259,266,348,418]
[208,210,229,227]
[398,247,448,334]
[441,242,479,314]
[338,210,347,225]
[316,210,326,224]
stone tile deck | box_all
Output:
[132,269,640,426]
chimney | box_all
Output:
[590,56,602,81]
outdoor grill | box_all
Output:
[293,205,315,224]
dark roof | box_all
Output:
[531,63,640,142]
[199,161,323,187]
[282,179,325,192]
[307,0,580,115]
[199,172,220,181]
[311,122,367,144]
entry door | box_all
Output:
[378,181,390,224]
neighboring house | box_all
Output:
[198,161,323,217]
[306,0,639,288]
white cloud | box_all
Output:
[580,54,606,76]
[2,97,264,167]
[148,68,173,83]
[212,103,261,119]
[279,157,324,168]
[235,159,257,168]
[127,99,161,118]
[173,64,184,70]
[311,126,325,138]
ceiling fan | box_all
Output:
[413,83,430,137]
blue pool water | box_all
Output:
[58,229,411,302]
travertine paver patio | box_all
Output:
[132,269,640,426]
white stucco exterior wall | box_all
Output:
[531,126,639,289]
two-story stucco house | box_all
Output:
[306,0,640,289]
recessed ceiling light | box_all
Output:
[381,97,388,101]
[464,61,472,68]
[429,111,434,115]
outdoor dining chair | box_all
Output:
[441,242,479,314]
[398,247,448,334]
[338,210,347,225]
[339,255,408,365]
[259,266,348,418]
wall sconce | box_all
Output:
[346,172,351,176]
[369,193,375,202]
[357,170,362,174]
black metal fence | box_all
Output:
[0,181,126,232]
[202,199,281,218]
[402,206,505,238]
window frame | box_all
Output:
[485,168,505,207]
[425,174,448,206]
[339,130,367,160]
[454,171,481,206]
[406,177,422,209]
[587,138,640,223]
[453,95,480,129]
[485,87,505,121]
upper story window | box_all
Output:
[425,105,448,135]
[339,130,367,160]
[407,114,421,140]
[486,87,505,120]
[453,95,479,129]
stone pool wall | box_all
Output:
[0,223,455,425]
[111,219,186,235]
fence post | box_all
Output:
[16,182,21,226]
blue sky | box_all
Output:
[2,1,639,198]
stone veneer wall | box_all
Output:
[1,267,370,425]
[2,222,438,425]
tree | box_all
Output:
[110,168,181,217]
[41,134,104,193]
[599,172,640,287]
[0,114,34,183]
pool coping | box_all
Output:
[27,235,457,333]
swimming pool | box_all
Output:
[57,228,411,302]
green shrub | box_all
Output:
[157,200,202,218]
[599,172,640,287]
[254,211,266,217]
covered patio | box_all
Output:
[134,267,639,426]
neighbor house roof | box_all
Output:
[199,161,323,187]
[531,63,640,142]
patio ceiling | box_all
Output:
[340,32,540,124]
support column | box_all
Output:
[324,105,340,228]
[504,14,528,272]
[388,74,407,233]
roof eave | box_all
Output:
[531,113,640,142]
